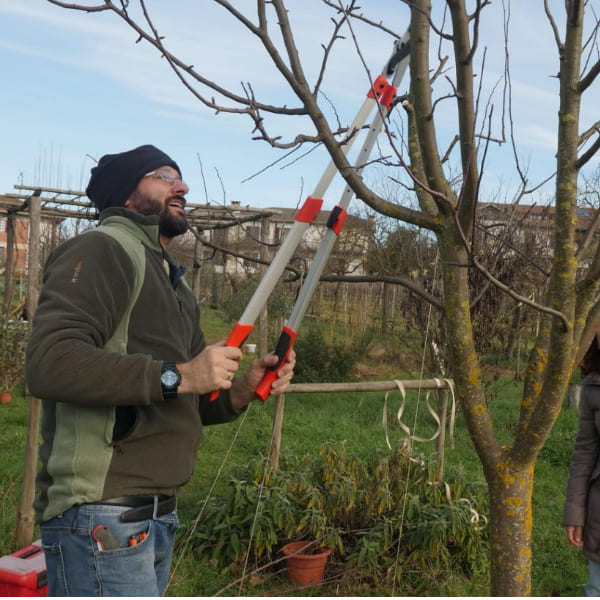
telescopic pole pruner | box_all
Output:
[254,28,411,400]
[211,27,411,401]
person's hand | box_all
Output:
[230,350,296,411]
[566,525,584,548]
[177,340,243,395]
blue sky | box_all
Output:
[0,1,598,211]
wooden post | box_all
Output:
[286,379,453,393]
[435,389,448,482]
[268,395,285,471]
[381,281,390,334]
[258,219,269,356]
[192,236,201,300]
[2,214,15,316]
[16,190,42,547]
[567,383,581,410]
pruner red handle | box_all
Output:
[255,326,297,402]
[209,322,254,401]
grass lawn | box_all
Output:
[0,309,590,595]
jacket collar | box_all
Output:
[99,207,162,251]
[98,207,187,286]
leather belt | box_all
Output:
[97,495,176,523]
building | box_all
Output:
[0,211,29,271]
[0,194,65,276]
[190,200,374,278]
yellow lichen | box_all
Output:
[471,404,486,417]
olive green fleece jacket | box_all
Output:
[26,208,241,523]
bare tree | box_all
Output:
[43,0,600,595]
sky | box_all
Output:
[0,1,598,213]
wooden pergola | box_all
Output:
[1,185,281,312]
[1,183,277,226]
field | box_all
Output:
[0,307,590,596]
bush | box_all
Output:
[0,316,28,394]
[218,277,295,325]
[188,441,488,591]
[293,323,369,383]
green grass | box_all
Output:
[0,311,590,596]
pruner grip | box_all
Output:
[209,322,254,401]
[255,326,297,402]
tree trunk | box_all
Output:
[488,463,534,596]
[504,302,522,360]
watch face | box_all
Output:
[161,369,180,388]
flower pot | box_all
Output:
[0,392,12,404]
[281,541,331,586]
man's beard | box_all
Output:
[159,205,189,238]
[128,190,189,238]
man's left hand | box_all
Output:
[230,350,296,411]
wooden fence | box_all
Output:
[268,378,455,481]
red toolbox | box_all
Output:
[0,540,47,597]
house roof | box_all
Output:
[478,201,592,231]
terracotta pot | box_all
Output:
[0,392,12,404]
[281,540,331,586]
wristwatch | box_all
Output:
[160,362,181,400]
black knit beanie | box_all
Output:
[86,144,181,211]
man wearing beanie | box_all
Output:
[25,144,295,597]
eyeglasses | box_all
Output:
[144,169,185,187]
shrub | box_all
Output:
[187,441,488,590]
[293,323,369,383]
[0,317,28,394]
[218,277,295,325]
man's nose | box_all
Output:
[173,179,189,195]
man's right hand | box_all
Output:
[177,341,243,395]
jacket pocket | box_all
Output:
[112,406,138,442]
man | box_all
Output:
[25,144,295,597]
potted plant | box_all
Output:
[281,540,332,586]
[0,316,28,402]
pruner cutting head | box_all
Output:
[384,30,410,78]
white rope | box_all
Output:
[435,376,457,449]
[390,248,441,595]
[238,454,270,595]
[166,406,250,592]
[383,378,456,449]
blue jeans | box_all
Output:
[40,502,178,597]
[588,560,600,596]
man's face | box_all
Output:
[125,166,190,239]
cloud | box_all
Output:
[519,124,558,152]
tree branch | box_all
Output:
[320,273,442,308]
[579,57,600,92]
[576,130,600,169]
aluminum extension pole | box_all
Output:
[255,28,411,400]
[209,71,384,400]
